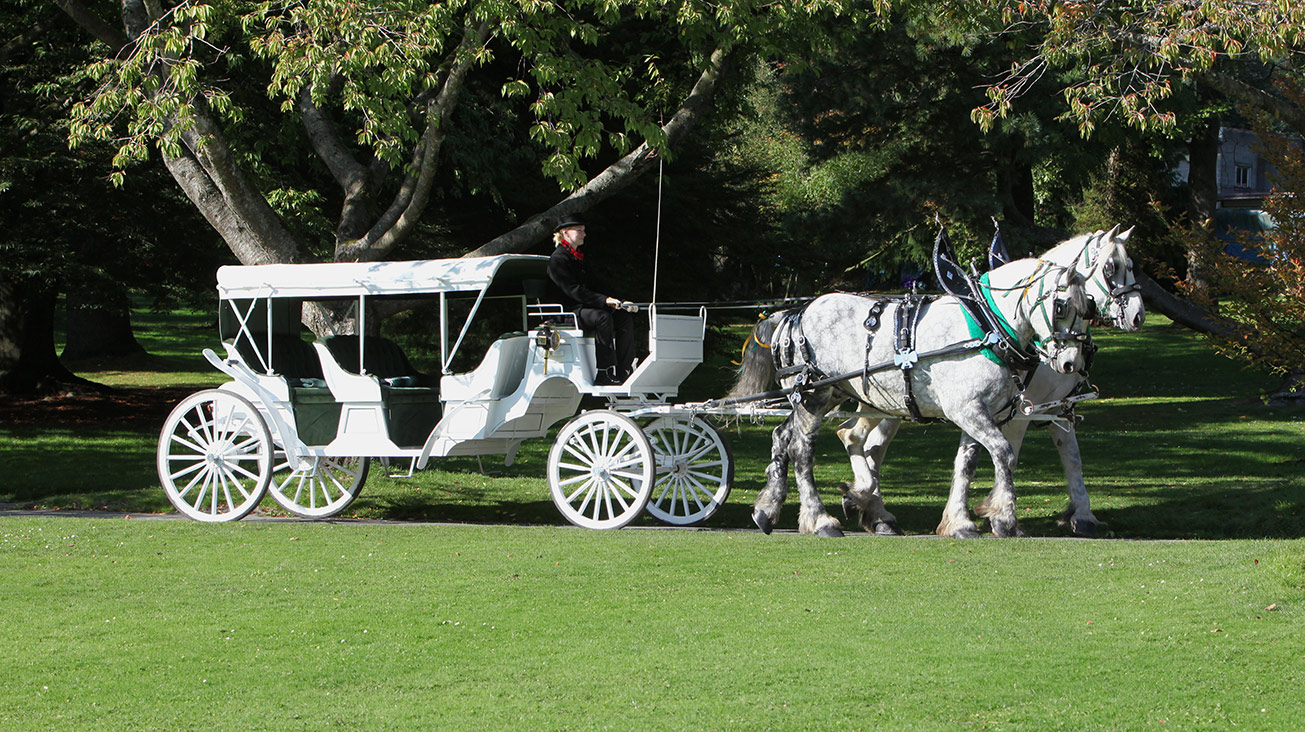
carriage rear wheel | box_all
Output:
[156,390,272,522]
[644,416,733,525]
[547,410,654,529]
[269,454,370,519]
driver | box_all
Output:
[547,215,637,386]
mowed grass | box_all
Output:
[1,519,1302,731]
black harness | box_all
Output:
[933,226,1043,375]
[861,292,932,421]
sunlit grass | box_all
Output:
[4,306,1305,730]
[0,519,1302,731]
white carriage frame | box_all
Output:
[158,254,734,527]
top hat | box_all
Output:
[553,214,587,232]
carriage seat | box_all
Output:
[318,335,440,447]
[319,335,436,388]
[233,337,326,387]
[440,333,530,403]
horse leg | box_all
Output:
[976,419,1031,527]
[967,419,1025,538]
[791,402,844,538]
[936,435,983,539]
[835,416,903,535]
[752,419,795,534]
[1051,426,1105,538]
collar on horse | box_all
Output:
[933,226,1043,372]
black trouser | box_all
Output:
[575,306,635,380]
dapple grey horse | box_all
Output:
[836,227,1144,538]
[727,255,1095,538]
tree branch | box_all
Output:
[297,85,374,243]
[466,46,731,258]
[176,112,304,263]
[1196,69,1305,138]
[342,21,490,262]
[50,0,127,50]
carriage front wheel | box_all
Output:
[644,416,733,525]
[156,389,273,522]
[269,454,370,519]
[547,410,654,529]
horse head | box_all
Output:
[984,258,1092,376]
[1077,226,1146,332]
[1038,267,1094,376]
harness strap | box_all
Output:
[892,294,929,421]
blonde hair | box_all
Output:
[553,231,566,246]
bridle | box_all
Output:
[1078,238,1141,329]
[981,261,1092,370]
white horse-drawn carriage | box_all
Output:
[156,254,731,529]
[159,226,1141,537]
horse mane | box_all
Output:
[1062,273,1090,321]
[1042,230,1102,266]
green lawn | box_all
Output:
[2,305,1304,729]
[0,520,1302,731]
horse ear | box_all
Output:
[1106,224,1121,240]
[1118,226,1134,243]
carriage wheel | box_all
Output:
[547,410,654,529]
[156,390,272,522]
[644,416,734,526]
[268,454,370,519]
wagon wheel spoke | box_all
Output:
[158,391,272,523]
[643,417,733,526]
[548,411,653,530]
[268,455,370,519]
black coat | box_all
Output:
[547,245,607,310]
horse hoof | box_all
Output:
[816,525,845,538]
[1070,518,1100,539]
[993,521,1027,538]
[873,521,904,537]
[753,510,774,535]
[841,497,862,524]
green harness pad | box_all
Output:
[960,273,1016,366]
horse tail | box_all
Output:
[725,312,781,401]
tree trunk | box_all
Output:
[60,288,146,361]
[997,132,1037,230]
[0,276,106,396]
[1185,118,1220,296]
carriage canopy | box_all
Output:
[216,255,550,300]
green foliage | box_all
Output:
[68,0,868,193]
[0,0,228,302]
[969,0,1305,135]
[717,22,1102,290]
[1192,80,1305,392]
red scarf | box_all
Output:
[560,241,584,261]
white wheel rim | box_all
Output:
[268,454,369,519]
[547,411,654,529]
[157,390,272,522]
[644,416,733,525]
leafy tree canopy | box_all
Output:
[61,0,870,272]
